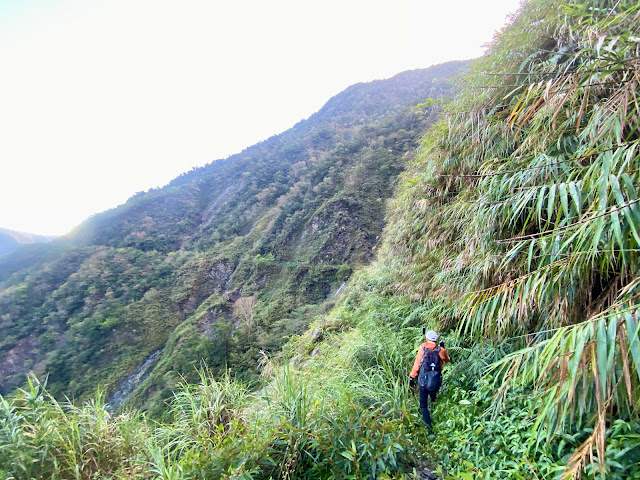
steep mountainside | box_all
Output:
[2,2,639,479]
[0,61,467,413]
[0,228,54,257]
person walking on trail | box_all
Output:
[409,330,450,431]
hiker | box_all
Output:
[409,330,450,430]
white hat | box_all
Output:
[425,330,438,341]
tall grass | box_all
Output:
[0,376,148,480]
[1,337,425,480]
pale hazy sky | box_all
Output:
[0,0,521,236]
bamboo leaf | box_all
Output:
[591,216,605,252]
[547,184,557,222]
[611,208,624,251]
[620,174,640,244]
[596,320,607,405]
[599,158,610,211]
[620,173,637,202]
[609,175,626,205]
[527,239,536,271]
[568,328,586,383]
[568,181,582,217]
[625,313,640,383]
[537,185,547,223]
[618,323,635,408]
[606,316,617,378]
[559,182,569,220]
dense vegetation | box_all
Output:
[2,0,640,478]
[375,0,640,476]
[0,62,465,413]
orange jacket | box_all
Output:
[410,341,450,379]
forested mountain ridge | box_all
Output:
[0,61,467,412]
[65,63,464,254]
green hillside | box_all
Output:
[0,61,466,413]
[1,0,640,479]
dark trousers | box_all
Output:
[419,386,437,427]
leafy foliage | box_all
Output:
[377,0,640,477]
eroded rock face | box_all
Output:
[253,274,267,289]
[177,260,236,316]
[178,296,199,314]
[305,199,376,264]
[209,260,234,291]
[318,226,371,263]
[199,310,218,337]
[198,306,233,338]
[107,350,162,410]
[311,328,323,342]
[201,182,244,227]
[0,334,37,392]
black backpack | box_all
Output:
[418,346,442,392]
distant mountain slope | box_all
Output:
[0,228,54,257]
[0,61,469,413]
[65,61,467,255]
